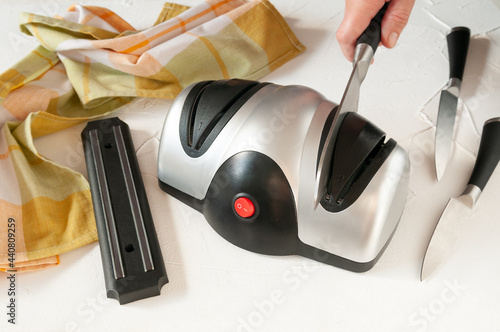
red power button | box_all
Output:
[234,197,255,218]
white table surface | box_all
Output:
[1,0,500,331]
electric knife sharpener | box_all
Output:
[82,117,168,304]
[157,79,409,272]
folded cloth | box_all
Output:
[0,0,305,272]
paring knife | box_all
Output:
[314,3,388,208]
[435,27,471,181]
[421,117,500,281]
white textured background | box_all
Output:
[1,0,500,331]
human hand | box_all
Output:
[336,0,415,62]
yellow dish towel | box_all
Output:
[0,0,305,272]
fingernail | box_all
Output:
[388,32,398,48]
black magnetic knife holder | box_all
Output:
[82,117,168,305]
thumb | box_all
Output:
[381,0,415,48]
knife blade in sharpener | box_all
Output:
[421,117,500,281]
[82,117,168,304]
[435,27,470,181]
[314,3,388,208]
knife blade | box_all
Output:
[314,3,388,208]
[421,117,500,281]
[435,27,471,181]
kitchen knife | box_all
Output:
[435,27,471,181]
[421,117,500,281]
[314,3,388,208]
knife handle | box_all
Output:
[447,27,470,81]
[468,118,500,191]
[356,2,388,54]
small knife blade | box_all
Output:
[435,27,470,181]
[421,117,500,281]
[314,3,387,208]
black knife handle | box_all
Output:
[447,27,470,81]
[468,118,500,191]
[356,2,388,54]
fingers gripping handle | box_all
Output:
[356,2,388,54]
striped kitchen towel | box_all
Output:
[0,0,305,272]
